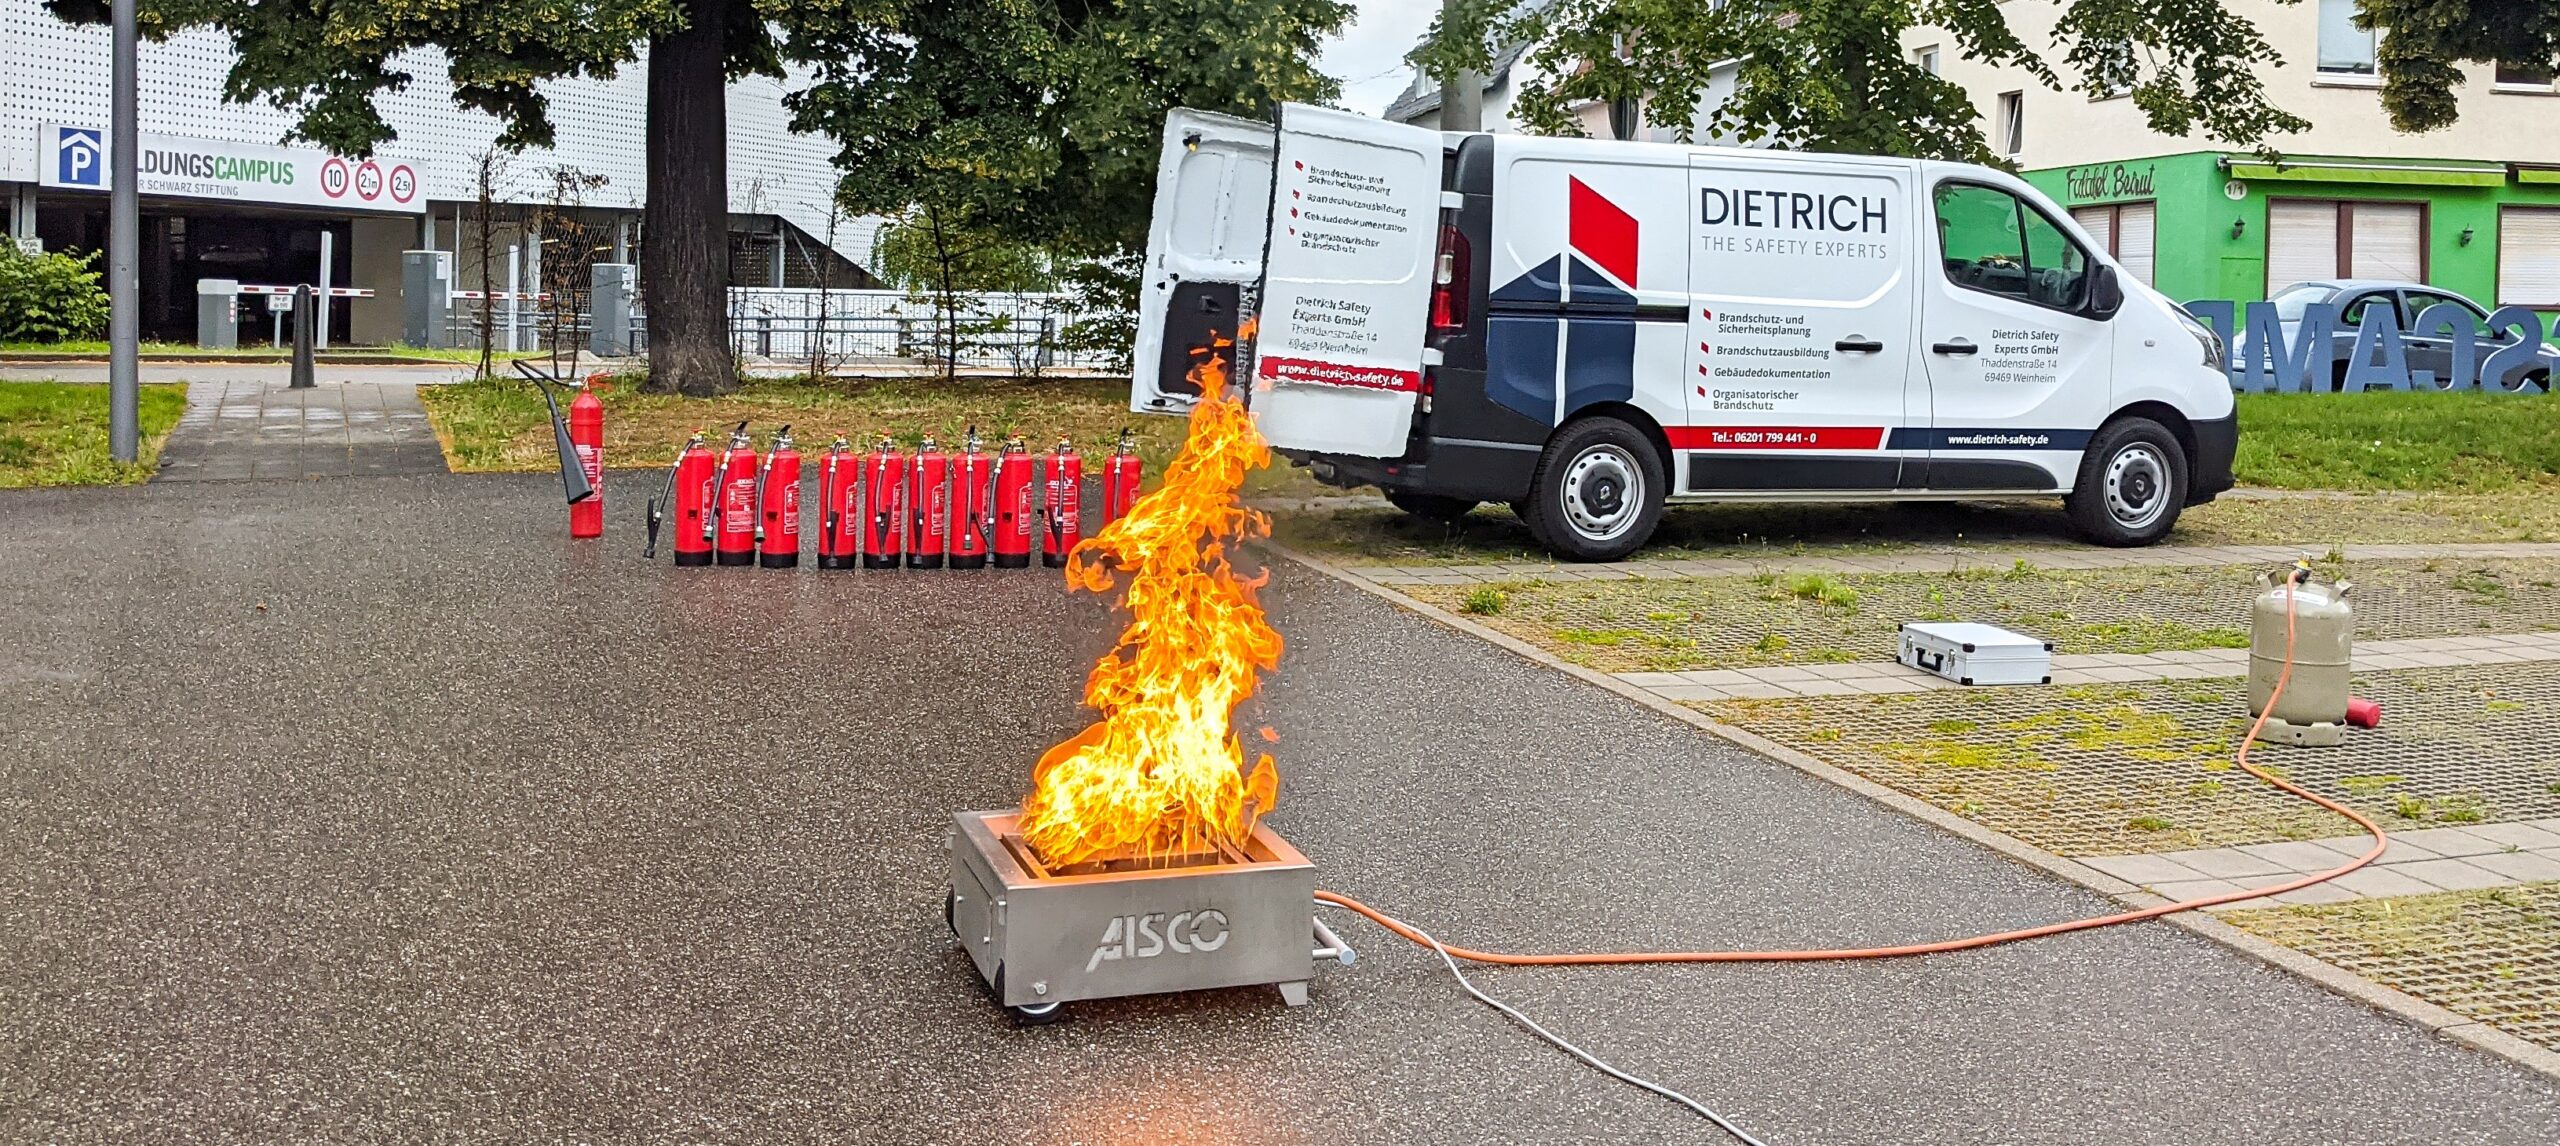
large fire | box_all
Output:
[1016,326,1281,868]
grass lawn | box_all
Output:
[2233,391,2560,491]
[0,381,189,487]
[417,373,1334,498]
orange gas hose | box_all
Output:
[1319,570,2384,966]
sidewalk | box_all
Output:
[1360,540,2560,584]
[151,379,450,482]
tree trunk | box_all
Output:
[643,0,735,396]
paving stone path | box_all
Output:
[2084,819,2560,908]
[1358,541,2560,584]
[152,380,449,482]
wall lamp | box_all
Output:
[2460,226,2476,246]
[2231,218,2246,240]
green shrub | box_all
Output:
[0,245,111,343]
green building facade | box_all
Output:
[2021,152,2560,333]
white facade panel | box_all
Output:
[0,0,876,265]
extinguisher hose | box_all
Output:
[1314,582,2376,1142]
[643,448,683,559]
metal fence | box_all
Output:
[441,286,1116,371]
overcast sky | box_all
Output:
[1316,0,1439,115]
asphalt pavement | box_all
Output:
[5,472,2558,1144]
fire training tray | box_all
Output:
[947,809,1319,1014]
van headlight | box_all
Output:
[2175,309,2224,368]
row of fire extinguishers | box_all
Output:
[642,423,1142,570]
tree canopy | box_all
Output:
[1419,0,2560,164]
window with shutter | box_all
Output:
[2117,202,2156,286]
[2070,205,2114,254]
[2499,206,2560,306]
[2267,201,2341,292]
[2347,203,2425,280]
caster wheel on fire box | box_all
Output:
[990,965,1069,1027]
[944,888,958,938]
[1384,491,1478,524]
[1523,417,1665,563]
[2065,417,2188,548]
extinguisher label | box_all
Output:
[780,483,801,536]
[577,444,603,487]
[725,479,757,529]
[926,487,948,540]
[1049,480,1079,530]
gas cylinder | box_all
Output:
[711,423,760,567]
[817,437,860,570]
[991,435,1034,569]
[652,432,714,566]
[568,386,605,538]
[1102,428,1142,528]
[909,436,950,569]
[1041,437,1083,569]
[862,435,907,570]
[757,425,801,568]
[2248,563,2354,735]
[948,427,991,570]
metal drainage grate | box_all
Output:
[2224,882,2560,1053]
[1700,663,2560,856]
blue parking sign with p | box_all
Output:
[53,126,105,188]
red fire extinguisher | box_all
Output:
[710,422,760,567]
[757,425,800,568]
[992,435,1034,569]
[1042,437,1083,569]
[568,385,605,538]
[647,431,713,566]
[817,436,860,570]
[909,435,949,569]
[949,427,991,570]
[862,435,907,570]
[1102,427,1142,528]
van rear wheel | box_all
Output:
[1525,418,1665,562]
[1384,491,1479,523]
[2066,417,2188,547]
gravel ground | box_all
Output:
[5,473,2560,1144]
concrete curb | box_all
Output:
[1266,541,2560,1086]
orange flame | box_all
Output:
[1017,326,1280,867]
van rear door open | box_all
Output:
[1245,105,1444,458]
[1131,110,1277,412]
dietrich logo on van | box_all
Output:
[1568,176,1639,288]
[1700,187,1889,234]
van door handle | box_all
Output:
[1932,339,1979,356]
[1834,337,1884,353]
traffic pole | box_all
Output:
[107,0,138,461]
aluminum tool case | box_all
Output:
[1897,621,2053,687]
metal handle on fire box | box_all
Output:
[1311,916,1357,966]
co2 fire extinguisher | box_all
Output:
[948,427,991,570]
[909,436,949,569]
[647,431,713,565]
[710,422,760,567]
[862,435,907,570]
[1102,428,1142,528]
[568,385,605,538]
[757,425,801,568]
[817,437,860,570]
[991,435,1034,569]
[1042,437,1083,569]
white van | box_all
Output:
[1131,104,2237,561]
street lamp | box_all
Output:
[108,0,138,462]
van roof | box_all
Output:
[1472,133,1919,169]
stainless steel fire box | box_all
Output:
[947,809,1335,1021]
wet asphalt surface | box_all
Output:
[5,473,2560,1145]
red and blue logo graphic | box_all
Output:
[1486,177,1642,424]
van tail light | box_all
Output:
[1429,224,1471,334]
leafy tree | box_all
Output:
[872,200,1057,380]
[1419,0,2308,164]
[43,0,888,397]
[795,0,1351,359]
[2361,0,2560,132]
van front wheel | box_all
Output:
[1526,418,1665,562]
[2066,418,2189,547]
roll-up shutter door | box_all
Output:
[2116,202,2157,285]
[2267,201,2340,291]
[2348,203,2425,280]
[2498,206,2560,306]
[2071,206,2114,255]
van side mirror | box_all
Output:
[2089,264,2124,319]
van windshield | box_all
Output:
[2268,284,2335,322]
